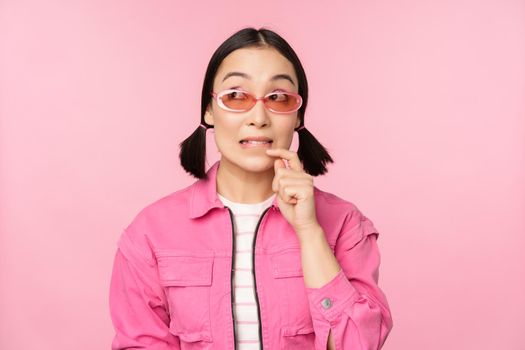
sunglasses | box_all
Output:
[210,88,303,114]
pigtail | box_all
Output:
[179,124,210,179]
[296,126,334,176]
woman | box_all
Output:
[109,27,393,350]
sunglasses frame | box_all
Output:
[210,88,303,114]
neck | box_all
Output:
[216,157,275,204]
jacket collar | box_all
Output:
[188,160,279,219]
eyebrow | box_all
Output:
[221,71,296,86]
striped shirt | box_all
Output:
[217,192,276,349]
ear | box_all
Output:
[204,105,215,126]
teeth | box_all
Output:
[242,140,271,144]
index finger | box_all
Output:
[265,148,303,171]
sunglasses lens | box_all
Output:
[219,90,302,113]
[266,92,302,113]
[220,91,254,111]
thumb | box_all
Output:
[274,158,286,172]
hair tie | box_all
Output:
[296,125,305,131]
[199,124,207,129]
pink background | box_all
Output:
[1,1,524,349]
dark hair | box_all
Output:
[179,26,334,179]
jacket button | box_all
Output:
[321,297,332,309]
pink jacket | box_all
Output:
[109,160,393,349]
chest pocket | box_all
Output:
[155,249,214,344]
[270,246,315,348]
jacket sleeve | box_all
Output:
[305,208,394,350]
[109,228,181,349]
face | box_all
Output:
[204,46,301,174]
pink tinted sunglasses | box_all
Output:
[210,88,302,114]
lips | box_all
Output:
[239,136,273,144]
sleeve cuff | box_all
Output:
[305,269,359,323]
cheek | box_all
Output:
[274,118,297,143]
[213,115,242,151]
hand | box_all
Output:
[265,148,321,237]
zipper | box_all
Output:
[226,205,272,350]
[226,207,238,350]
[252,206,272,350]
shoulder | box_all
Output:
[313,185,362,222]
[116,183,194,264]
[135,185,193,222]
[314,186,358,211]
[313,186,380,247]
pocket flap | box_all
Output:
[270,248,303,278]
[155,251,214,286]
[283,325,315,337]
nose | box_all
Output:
[247,97,270,127]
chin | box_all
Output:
[231,157,275,173]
